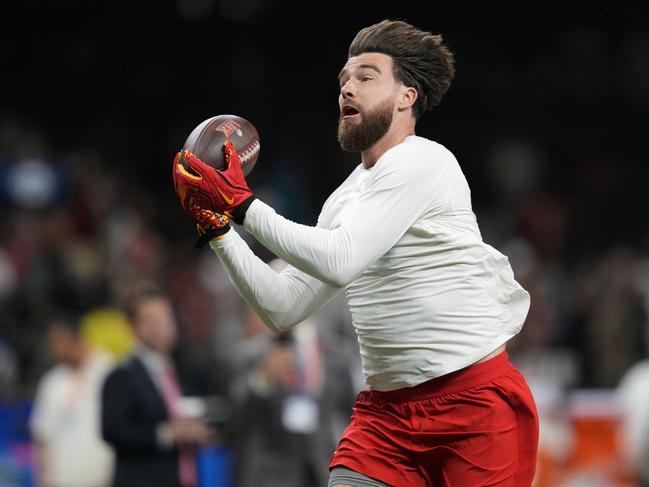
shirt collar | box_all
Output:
[135,344,171,375]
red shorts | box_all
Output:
[329,352,539,486]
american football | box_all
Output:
[183,114,260,176]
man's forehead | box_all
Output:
[339,52,393,76]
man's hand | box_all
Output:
[172,142,255,221]
[168,417,217,447]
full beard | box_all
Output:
[337,98,394,153]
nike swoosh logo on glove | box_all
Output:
[217,188,235,205]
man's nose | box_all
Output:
[340,80,354,99]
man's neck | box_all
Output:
[361,126,415,169]
[69,347,91,370]
[137,343,171,366]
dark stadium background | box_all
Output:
[1,1,648,485]
[3,2,647,239]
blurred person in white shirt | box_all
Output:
[31,312,115,487]
[617,358,649,486]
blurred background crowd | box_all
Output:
[1,1,648,486]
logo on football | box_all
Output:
[183,114,260,176]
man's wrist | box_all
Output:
[194,224,231,248]
[231,196,257,225]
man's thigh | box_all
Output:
[417,370,539,486]
[328,467,391,487]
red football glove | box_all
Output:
[172,141,255,221]
[172,154,232,247]
[193,209,231,248]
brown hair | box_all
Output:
[348,20,455,118]
[49,311,84,335]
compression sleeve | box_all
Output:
[209,229,341,331]
[244,146,449,287]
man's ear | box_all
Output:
[398,86,417,112]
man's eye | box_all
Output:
[361,76,372,82]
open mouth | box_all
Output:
[342,105,360,118]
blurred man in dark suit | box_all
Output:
[101,283,215,487]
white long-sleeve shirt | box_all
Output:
[211,135,530,391]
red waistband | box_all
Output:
[367,351,513,402]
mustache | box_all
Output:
[339,108,362,121]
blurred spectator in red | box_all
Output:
[30,312,115,487]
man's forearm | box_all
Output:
[210,229,339,330]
